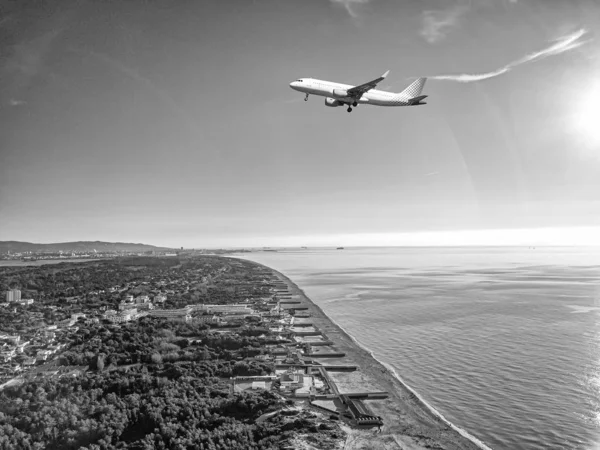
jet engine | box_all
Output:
[324,98,343,107]
[332,89,349,98]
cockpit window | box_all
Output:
[296,79,303,82]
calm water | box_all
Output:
[235,247,600,450]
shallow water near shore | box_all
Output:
[235,246,600,450]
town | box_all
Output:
[0,255,385,449]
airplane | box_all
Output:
[289,71,427,113]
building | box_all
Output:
[194,314,220,324]
[36,349,53,361]
[0,348,16,362]
[231,375,277,393]
[118,302,137,311]
[135,295,150,304]
[154,294,167,303]
[105,309,139,324]
[15,298,34,306]
[6,289,21,303]
[103,310,118,320]
[279,370,305,389]
[205,304,252,314]
[340,395,383,426]
[149,308,192,322]
[134,301,154,311]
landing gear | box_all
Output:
[347,106,352,113]
[352,101,358,107]
[304,93,309,101]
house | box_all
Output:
[0,348,16,362]
[36,349,53,361]
[135,295,150,304]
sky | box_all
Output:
[1,0,600,248]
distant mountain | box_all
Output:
[0,241,175,254]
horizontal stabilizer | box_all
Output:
[409,95,428,105]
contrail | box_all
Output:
[430,28,589,82]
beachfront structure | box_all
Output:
[340,395,383,426]
[5,289,21,303]
[279,369,317,397]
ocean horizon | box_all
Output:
[234,246,600,450]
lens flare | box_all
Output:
[572,80,600,147]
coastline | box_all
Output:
[244,258,490,450]
[0,258,101,267]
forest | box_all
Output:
[0,257,343,449]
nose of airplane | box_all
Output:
[289,81,298,90]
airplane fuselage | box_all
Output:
[289,78,420,107]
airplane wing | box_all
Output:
[346,70,390,98]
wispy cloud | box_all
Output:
[420,0,524,44]
[420,4,469,44]
[330,0,371,19]
[431,28,590,82]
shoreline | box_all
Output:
[241,257,490,450]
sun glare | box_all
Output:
[572,80,600,146]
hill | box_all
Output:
[0,241,174,254]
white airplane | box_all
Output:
[289,70,427,113]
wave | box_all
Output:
[322,313,494,450]
[235,255,494,449]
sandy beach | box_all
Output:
[257,261,488,450]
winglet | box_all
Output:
[381,70,390,79]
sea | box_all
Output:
[234,246,600,450]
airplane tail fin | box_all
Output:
[400,77,427,98]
